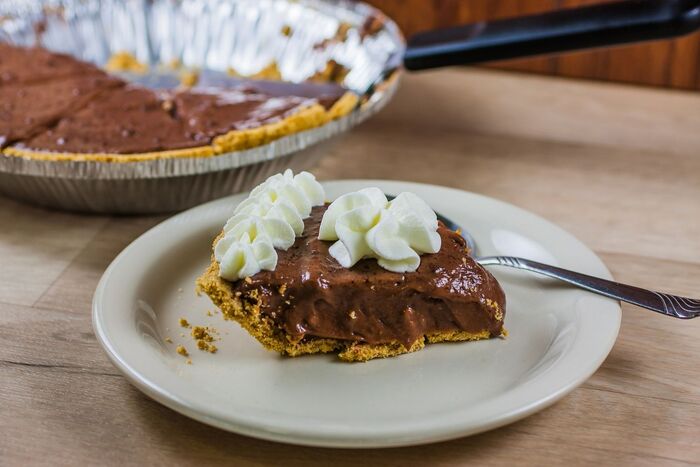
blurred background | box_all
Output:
[366,0,700,90]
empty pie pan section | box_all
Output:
[0,0,403,213]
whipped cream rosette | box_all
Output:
[319,188,442,272]
[215,170,325,281]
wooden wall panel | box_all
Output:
[365,0,700,90]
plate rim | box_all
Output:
[92,179,621,448]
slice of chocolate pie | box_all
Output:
[197,171,506,362]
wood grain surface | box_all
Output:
[1,69,700,466]
[365,0,700,90]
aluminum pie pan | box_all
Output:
[0,0,404,213]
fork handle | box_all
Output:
[478,256,700,319]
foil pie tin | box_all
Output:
[0,0,404,213]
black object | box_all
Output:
[403,0,700,70]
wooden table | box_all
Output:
[2,69,699,466]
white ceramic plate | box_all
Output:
[93,180,620,448]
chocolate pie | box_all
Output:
[197,173,506,362]
[0,44,357,161]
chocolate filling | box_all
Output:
[231,205,506,349]
[173,89,316,141]
[194,72,347,110]
[0,74,123,148]
[1,43,350,153]
[0,43,105,86]
[24,87,200,154]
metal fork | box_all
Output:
[477,256,700,319]
[432,206,700,319]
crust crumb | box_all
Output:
[162,99,174,112]
[105,51,148,74]
[196,340,218,353]
[309,59,349,84]
[179,70,199,87]
[251,62,282,81]
[191,326,213,341]
[176,345,189,357]
[191,326,219,353]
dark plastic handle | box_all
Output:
[404,0,700,70]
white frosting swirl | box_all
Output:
[319,190,441,273]
[215,170,325,281]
